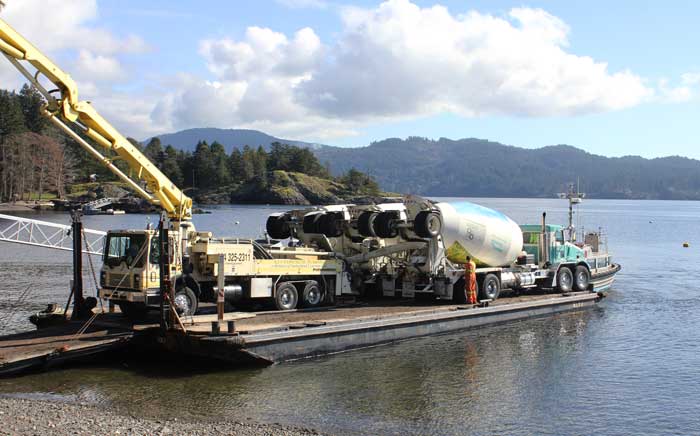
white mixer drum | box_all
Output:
[436,201,523,267]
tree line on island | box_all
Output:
[141,138,381,198]
[0,85,379,203]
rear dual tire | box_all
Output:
[557,267,573,292]
[574,265,590,291]
[274,281,324,311]
[480,273,500,300]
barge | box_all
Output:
[0,290,605,375]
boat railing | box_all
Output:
[579,226,608,254]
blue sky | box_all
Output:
[2,0,700,159]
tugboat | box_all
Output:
[520,183,620,293]
[559,183,621,292]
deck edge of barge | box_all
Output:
[179,291,604,364]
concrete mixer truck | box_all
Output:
[266,195,619,303]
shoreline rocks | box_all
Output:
[0,396,329,436]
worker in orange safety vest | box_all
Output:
[465,256,477,304]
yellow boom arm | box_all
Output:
[0,18,192,221]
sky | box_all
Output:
[1,0,699,159]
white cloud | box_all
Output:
[74,50,126,82]
[298,1,652,118]
[657,73,700,103]
[148,0,653,140]
[276,0,328,9]
[1,0,147,55]
[681,72,700,86]
[1,0,686,142]
[0,0,150,135]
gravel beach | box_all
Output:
[0,396,329,436]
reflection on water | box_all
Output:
[1,199,700,435]
[0,311,599,436]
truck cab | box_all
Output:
[520,223,591,292]
[98,229,181,316]
[521,224,584,267]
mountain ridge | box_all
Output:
[147,128,700,200]
[143,128,325,152]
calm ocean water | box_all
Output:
[0,198,698,436]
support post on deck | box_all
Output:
[217,254,225,322]
[158,217,171,331]
[70,210,86,320]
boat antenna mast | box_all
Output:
[558,180,585,243]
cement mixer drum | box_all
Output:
[435,201,523,267]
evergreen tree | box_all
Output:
[180,151,195,187]
[229,148,244,183]
[144,137,163,163]
[253,146,268,188]
[19,85,47,133]
[341,168,380,195]
[240,145,255,181]
[210,141,231,186]
[193,141,215,189]
[0,90,25,140]
[161,145,183,186]
[0,91,26,201]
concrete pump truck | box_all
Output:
[0,18,352,317]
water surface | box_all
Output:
[0,199,698,436]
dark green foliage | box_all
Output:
[240,145,255,181]
[19,85,48,134]
[340,168,380,196]
[268,142,330,178]
[314,137,700,200]
[161,145,183,186]
[0,90,26,139]
[143,137,162,162]
[228,148,244,183]
[210,141,230,186]
[193,141,216,188]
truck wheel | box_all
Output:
[357,211,377,237]
[303,213,323,234]
[556,267,573,293]
[574,265,590,291]
[275,282,298,310]
[374,212,399,238]
[266,215,290,239]
[452,278,467,304]
[480,273,500,300]
[301,281,323,307]
[319,213,343,238]
[414,211,441,238]
[117,302,148,321]
[174,286,198,316]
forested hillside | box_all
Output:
[0,86,379,205]
[314,137,700,200]
[144,128,320,153]
[3,82,700,203]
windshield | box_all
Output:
[104,234,147,268]
[523,232,539,244]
